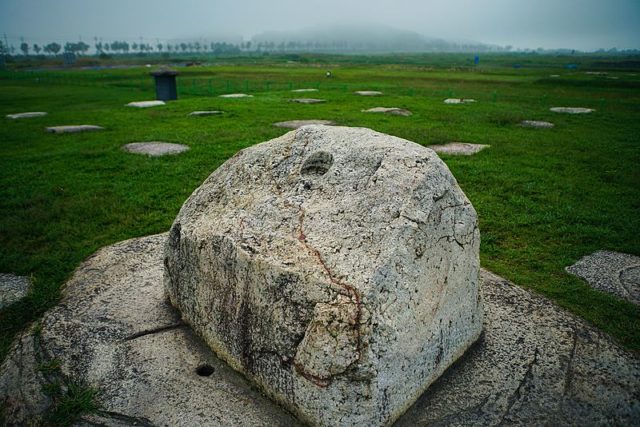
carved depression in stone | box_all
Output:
[164,125,482,426]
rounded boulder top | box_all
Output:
[164,125,482,426]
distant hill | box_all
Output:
[250,24,504,53]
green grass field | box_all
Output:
[1,54,639,369]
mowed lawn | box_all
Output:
[0,58,639,362]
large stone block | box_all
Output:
[164,125,482,426]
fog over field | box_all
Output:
[1,0,639,51]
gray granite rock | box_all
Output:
[550,107,595,114]
[122,142,190,157]
[355,91,383,96]
[46,125,104,134]
[126,101,165,108]
[566,251,640,305]
[292,89,319,93]
[429,142,490,155]
[0,274,31,308]
[1,236,637,426]
[362,107,412,116]
[273,120,336,129]
[6,112,47,119]
[164,125,482,426]
[289,98,326,104]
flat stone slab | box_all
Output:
[444,98,477,104]
[6,112,47,119]
[521,120,555,129]
[126,101,166,108]
[0,274,31,309]
[292,89,319,93]
[429,142,490,155]
[218,93,253,98]
[1,235,638,425]
[288,98,326,104]
[550,107,595,114]
[566,251,640,305]
[355,90,383,96]
[362,107,412,116]
[122,142,189,157]
[46,125,104,134]
[273,120,336,129]
[188,111,223,117]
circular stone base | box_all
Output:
[122,142,190,156]
[550,107,594,114]
[273,120,336,129]
[1,235,638,426]
[126,101,166,108]
[219,93,253,98]
[355,91,383,96]
[362,107,412,116]
[429,142,489,155]
[521,120,555,129]
[46,125,104,134]
[188,111,223,117]
[289,98,326,104]
[6,112,47,119]
[566,250,640,305]
[0,273,31,309]
[444,98,476,104]
[292,89,319,93]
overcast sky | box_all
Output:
[1,0,639,50]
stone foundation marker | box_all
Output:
[520,120,555,129]
[46,125,104,134]
[355,90,383,96]
[429,142,489,155]
[289,98,326,104]
[126,100,166,108]
[164,125,483,426]
[566,251,640,305]
[6,112,47,119]
[219,93,253,98]
[362,107,412,116]
[550,107,594,114]
[0,274,31,309]
[444,98,476,104]
[273,120,336,129]
[188,111,223,117]
[122,142,190,157]
[292,88,319,93]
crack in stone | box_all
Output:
[563,329,579,397]
[123,322,186,341]
[498,347,539,426]
[291,204,363,387]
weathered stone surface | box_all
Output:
[521,120,555,129]
[550,107,595,114]
[219,93,253,98]
[292,89,319,93]
[566,250,640,305]
[289,98,326,104]
[444,98,476,104]
[273,120,336,129]
[6,112,47,119]
[188,111,223,116]
[398,269,640,425]
[164,125,483,426]
[2,235,638,426]
[0,273,31,308]
[46,125,104,134]
[429,142,490,156]
[355,91,383,96]
[362,107,412,116]
[122,142,190,157]
[126,100,166,108]
[0,234,298,426]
